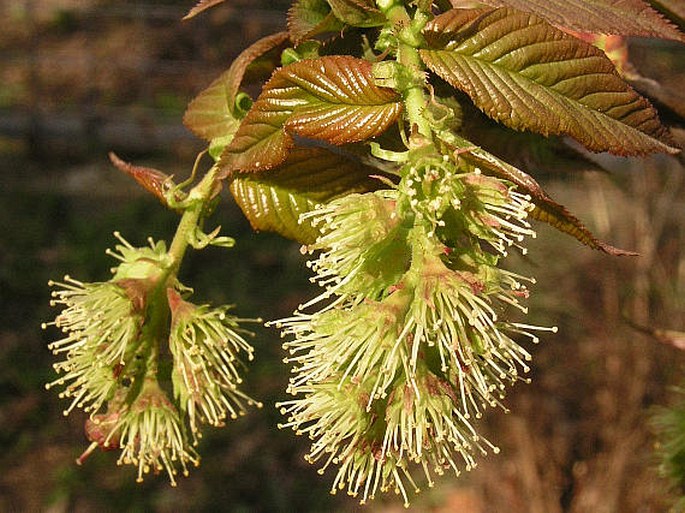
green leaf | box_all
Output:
[288,0,344,43]
[421,8,678,156]
[326,0,385,27]
[229,147,384,243]
[183,32,289,141]
[471,0,685,42]
[438,132,635,255]
[221,56,402,174]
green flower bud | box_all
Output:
[108,231,172,282]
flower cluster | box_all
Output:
[44,233,259,485]
[300,190,410,308]
[275,146,554,505]
[168,288,260,441]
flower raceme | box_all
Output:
[44,233,258,484]
[275,149,555,505]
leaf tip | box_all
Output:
[108,152,172,206]
[183,0,225,20]
[595,242,639,257]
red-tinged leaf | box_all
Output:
[440,134,635,254]
[459,106,606,176]
[463,0,685,42]
[221,56,402,174]
[288,0,343,43]
[651,0,685,31]
[529,204,637,256]
[183,0,226,20]
[108,152,172,207]
[326,0,385,27]
[229,147,384,243]
[183,32,289,141]
[625,318,685,350]
[421,8,678,156]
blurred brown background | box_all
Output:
[1,1,684,512]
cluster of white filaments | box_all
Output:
[44,276,141,416]
[299,190,408,308]
[401,155,536,256]
[278,378,418,505]
[275,149,555,506]
[169,298,262,439]
[107,380,200,486]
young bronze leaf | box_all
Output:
[326,0,385,27]
[222,56,402,174]
[229,147,384,243]
[441,133,635,254]
[184,32,289,141]
[471,0,685,42]
[421,8,678,156]
[284,58,403,144]
[108,152,173,207]
[288,0,343,43]
[529,203,637,256]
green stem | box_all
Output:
[131,164,221,391]
[167,164,220,278]
[376,0,432,138]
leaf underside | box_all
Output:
[458,102,605,176]
[421,8,678,156]
[651,0,685,31]
[473,0,685,42]
[326,0,385,27]
[183,32,289,141]
[288,0,343,43]
[229,147,385,243]
[221,55,402,175]
[529,203,636,256]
